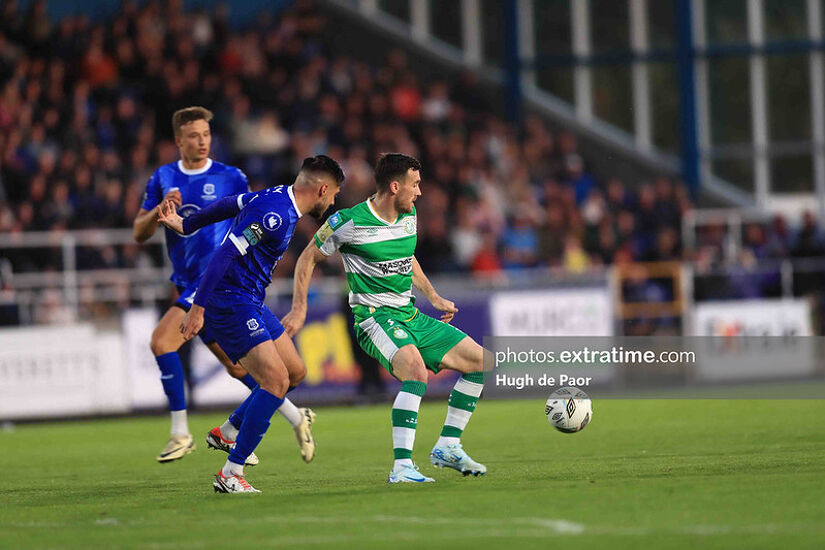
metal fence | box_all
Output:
[2,227,824,331]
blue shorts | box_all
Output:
[174,285,218,344]
[204,294,285,363]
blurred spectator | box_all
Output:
[792,211,825,258]
[0,0,700,282]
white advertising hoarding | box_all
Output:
[122,308,168,409]
[0,325,128,420]
[691,299,816,381]
[691,298,813,337]
[489,288,613,337]
[122,308,249,409]
[190,339,250,407]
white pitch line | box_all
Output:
[6,516,822,538]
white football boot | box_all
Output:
[388,463,435,483]
[156,434,195,463]
[430,442,487,476]
[213,471,261,494]
[293,408,316,463]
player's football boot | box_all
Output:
[213,471,261,494]
[293,408,316,463]
[387,463,435,483]
[156,434,195,463]
[430,442,487,476]
[205,426,259,466]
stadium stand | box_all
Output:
[0,0,823,313]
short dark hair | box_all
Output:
[374,153,421,192]
[300,155,345,184]
[172,106,213,135]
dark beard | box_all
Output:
[395,197,413,214]
[308,203,329,218]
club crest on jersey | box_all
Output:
[404,217,416,234]
[203,183,215,195]
[176,204,201,237]
[242,222,264,246]
[247,318,260,331]
[263,212,283,232]
[393,328,408,339]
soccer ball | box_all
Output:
[545,387,593,433]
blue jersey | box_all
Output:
[215,185,302,304]
[142,159,249,288]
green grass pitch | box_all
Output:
[2,399,825,549]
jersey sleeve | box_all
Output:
[141,170,163,211]
[233,167,251,193]
[181,196,242,234]
[225,192,291,256]
[234,190,259,210]
[314,210,354,256]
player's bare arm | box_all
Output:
[180,304,205,342]
[412,256,457,323]
[133,189,182,242]
[283,241,328,336]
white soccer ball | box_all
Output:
[545,387,593,433]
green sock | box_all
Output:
[392,380,427,466]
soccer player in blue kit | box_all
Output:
[133,107,315,464]
[157,155,344,493]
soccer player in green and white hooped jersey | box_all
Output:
[282,153,488,483]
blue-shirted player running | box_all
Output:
[157,155,344,493]
[133,106,315,465]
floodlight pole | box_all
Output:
[503,0,522,122]
[675,0,700,197]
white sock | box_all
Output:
[393,458,414,470]
[222,459,244,478]
[170,409,188,436]
[277,398,303,427]
[392,387,423,468]
[220,420,239,441]
[436,436,460,447]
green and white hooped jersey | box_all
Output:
[314,199,417,315]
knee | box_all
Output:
[392,347,429,382]
[406,359,429,383]
[288,360,306,386]
[150,326,174,356]
[460,345,486,374]
[258,368,289,397]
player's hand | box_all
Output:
[282,308,307,337]
[180,304,204,341]
[157,200,184,234]
[431,296,458,323]
[162,188,182,207]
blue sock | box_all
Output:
[228,389,284,465]
[228,387,258,429]
[156,352,186,411]
[240,373,257,390]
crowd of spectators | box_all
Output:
[1,0,824,292]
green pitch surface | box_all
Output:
[2,399,825,549]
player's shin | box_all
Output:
[224,389,284,475]
[222,386,258,441]
[155,352,188,434]
[391,380,427,469]
[437,372,484,446]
